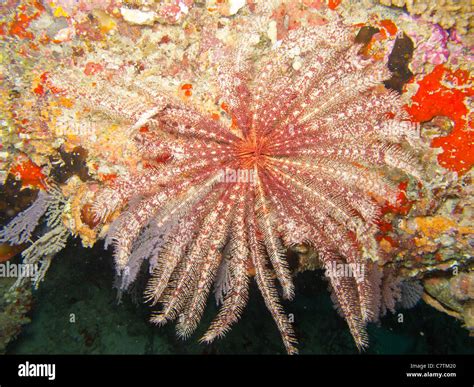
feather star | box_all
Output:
[51,20,423,354]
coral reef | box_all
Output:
[0,0,472,353]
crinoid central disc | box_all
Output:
[236,136,270,170]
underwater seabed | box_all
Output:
[6,240,474,355]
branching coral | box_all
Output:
[0,185,69,288]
